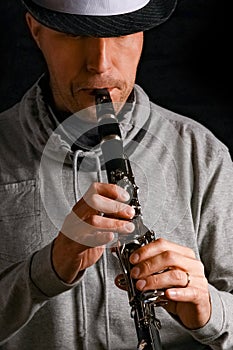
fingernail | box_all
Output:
[125,222,135,232]
[131,267,140,277]
[137,280,146,290]
[168,290,177,298]
[130,253,140,264]
[122,191,130,201]
[126,207,135,218]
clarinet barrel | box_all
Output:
[95,89,163,350]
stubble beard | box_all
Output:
[50,75,133,122]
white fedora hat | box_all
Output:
[22,0,177,37]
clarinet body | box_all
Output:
[95,89,164,350]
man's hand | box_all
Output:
[52,182,135,284]
[128,238,211,330]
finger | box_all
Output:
[130,252,204,278]
[134,269,190,291]
[130,238,196,265]
[135,270,207,291]
[85,193,135,218]
[61,210,135,247]
[66,223,118,247]
[73,182,131,218]
[86,214,135,234]
[165,285,210,305]
[86,182,130,202]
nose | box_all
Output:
[86,38,112,74]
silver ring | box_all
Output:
[185,272,191,287]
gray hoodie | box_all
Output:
[0,76,233,349]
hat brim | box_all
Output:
[22,0,177,37]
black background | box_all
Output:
[0,0,232,154]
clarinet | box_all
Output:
[95,89,164,350]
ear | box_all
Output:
[25,12,42,49]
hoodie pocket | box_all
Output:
[0,179,41,263]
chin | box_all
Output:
[70,89,127,121]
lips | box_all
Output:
[83,87,114,91]
[79,88,115,96]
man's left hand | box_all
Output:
[128,238,211,330]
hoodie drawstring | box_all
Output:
[73,150,102,202]
[103,250,111,349]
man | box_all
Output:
[0,0,232,349]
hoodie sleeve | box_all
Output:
[0,242,82,345]
[188,147,233,349]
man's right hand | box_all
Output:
[52,182,135,284]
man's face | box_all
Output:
[27,14,144,120]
